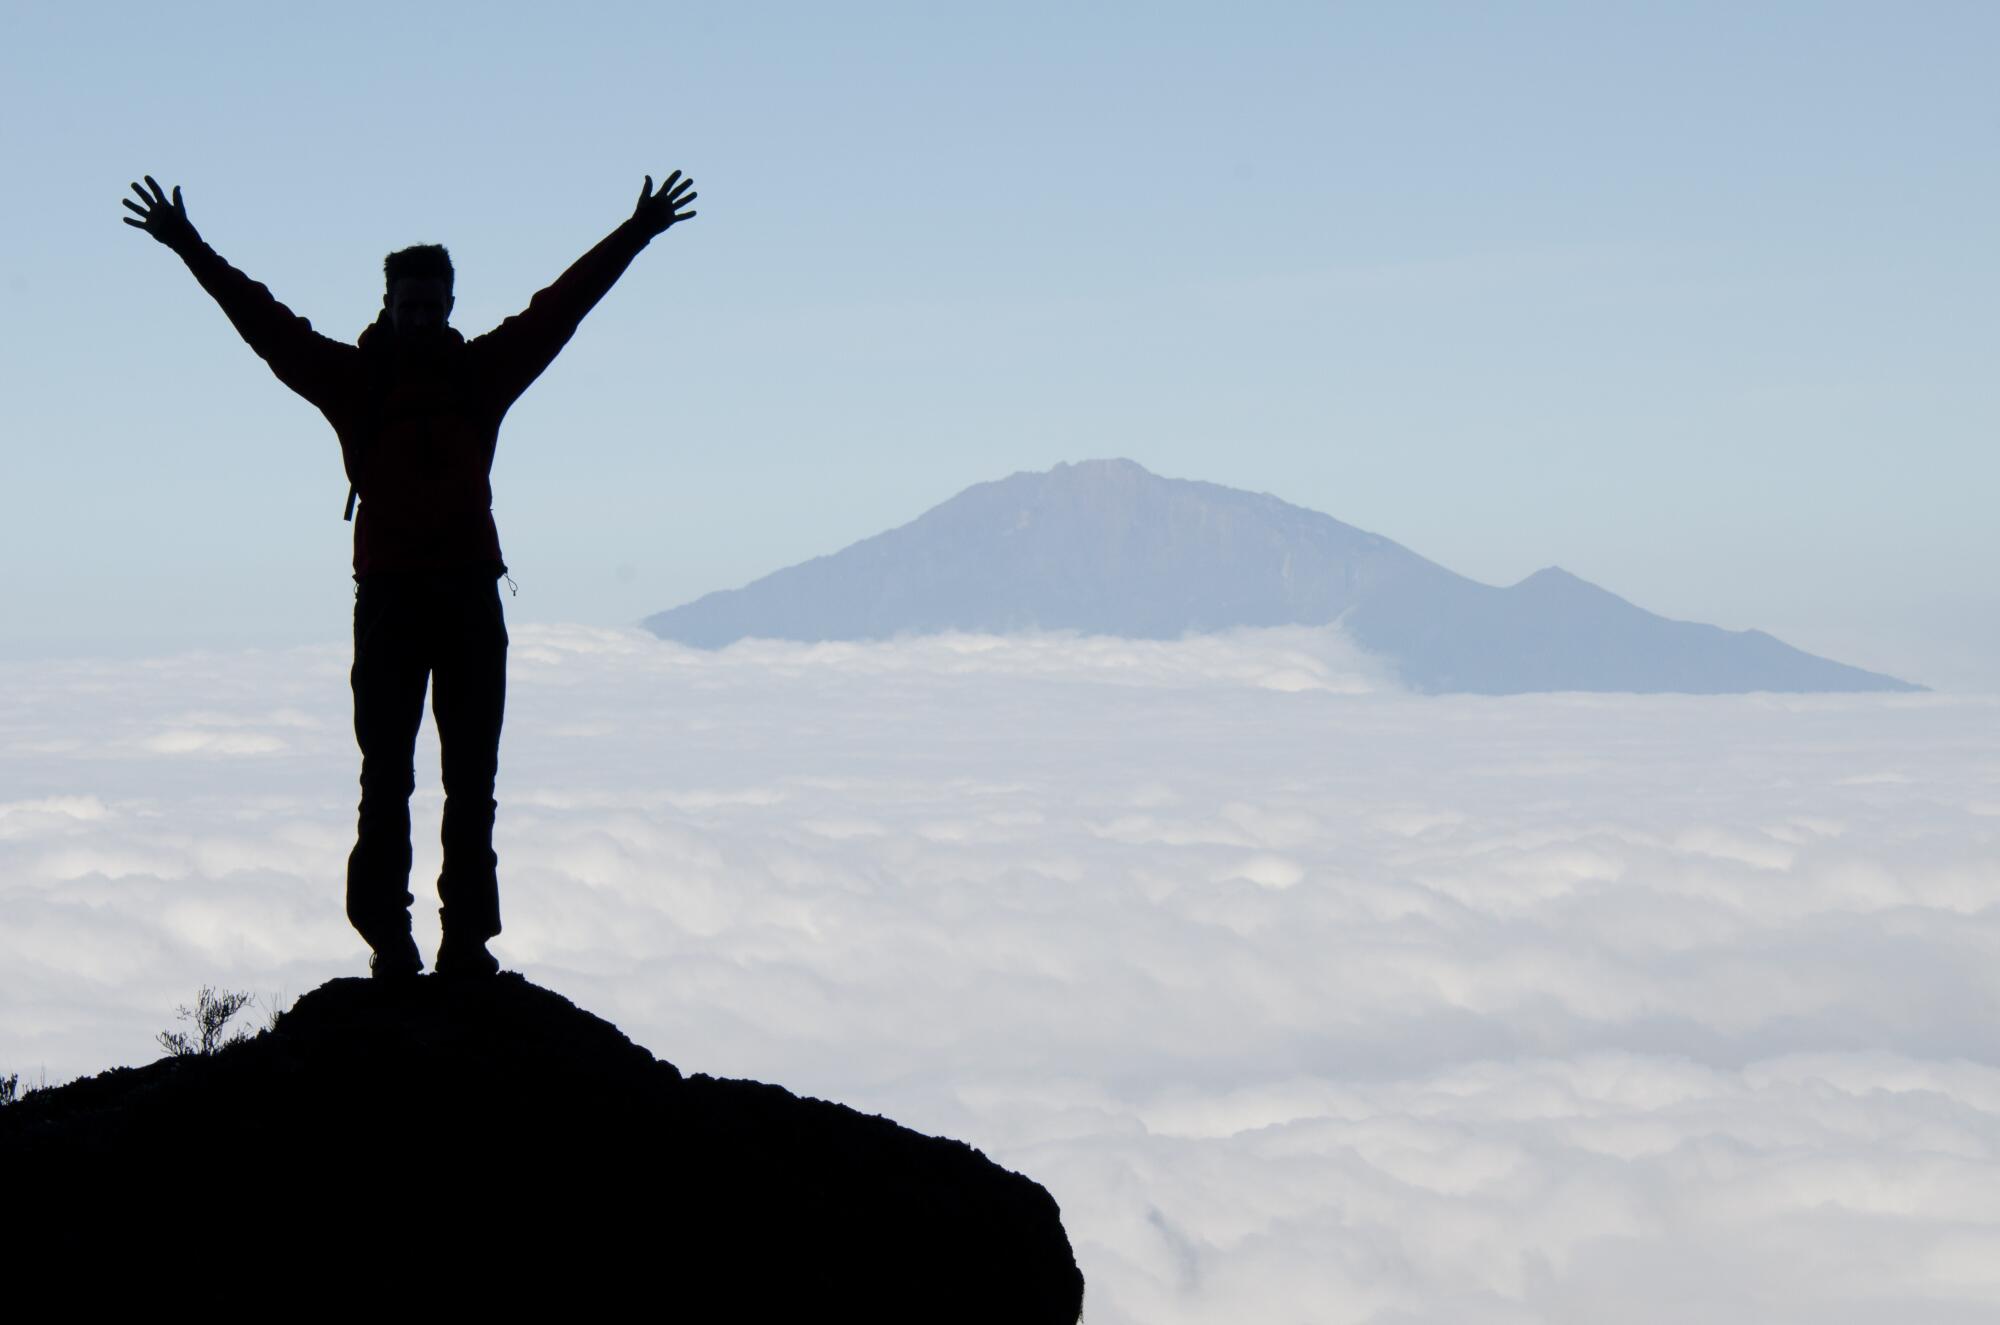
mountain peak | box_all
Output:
[1051,456,1150,475]
[1513,565,1600,594]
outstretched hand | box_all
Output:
[122,176,201,253]
[631,171,698,237]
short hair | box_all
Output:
[383,244,454,295]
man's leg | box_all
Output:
[346,578,432,966]
[432,575,508,960]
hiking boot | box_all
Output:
[435,936,499,978]
[368,930,423,980]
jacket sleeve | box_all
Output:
[475,217,653,408]
[178,240,352,410]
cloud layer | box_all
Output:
[4,625,1997,1321]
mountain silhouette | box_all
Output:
[643,458,1918,694]
[3,974,1085,1321]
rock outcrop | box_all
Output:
[3,974,1084,1321]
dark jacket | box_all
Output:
[178,219,653,579]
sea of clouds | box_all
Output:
[4,622,1997,1323]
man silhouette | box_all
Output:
[123,171,698,978]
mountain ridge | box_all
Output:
[644,458,1919,695]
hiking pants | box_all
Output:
[345,570,509,947]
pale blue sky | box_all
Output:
[3,1,1994,684]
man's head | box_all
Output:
[383,244,455,338]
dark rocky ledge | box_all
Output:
[3,973,1085,1321]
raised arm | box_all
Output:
[477,171,698,406]
[122,176,350,409]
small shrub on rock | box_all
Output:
[157,985,257,1058]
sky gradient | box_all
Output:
[3,1,1995,685]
